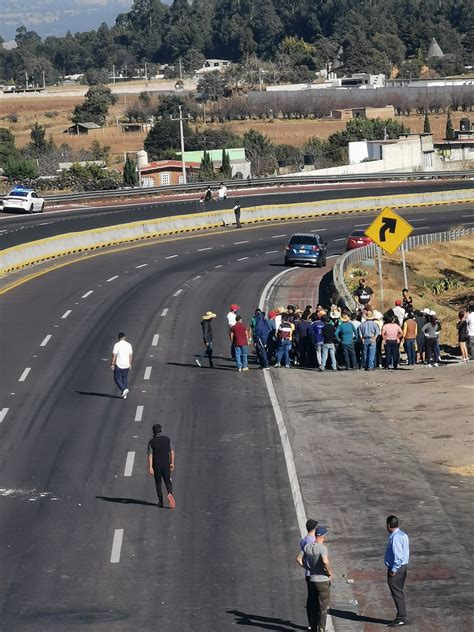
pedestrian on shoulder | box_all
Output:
[457,310,469,362]
[253,311,272,369]
[393,300,406,327]
[402,288,413,312]
[196,311,216,368]
[110,332,133,399]
[303,526,333,632]
[233,200,241,228]
[467,304,474,359]
[382,316,403,369]
[311,312,325,369]
[384,515,409,627]
[227,303,240,359]
[296,519,318,630]
[353,278,374,308]
[147,424,175,509]
[217,182,228,200]
[414,310,426,364]
[402,314,417,366]
[204,186,213,202]
[422,314,438,367]
[231,315,249,371]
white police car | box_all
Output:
[2,186,45,213]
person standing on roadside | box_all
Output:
[457,311,469,362]
[393,300,406,327]
[303,526,333,632]
[467,304,474,358]
[196,311,216,368]
[384,515,409,627]
[253,311,272,369]
[275,314,295,368]
[358,311,380,370]
[320,316,337,371]
[311,312,325,369]
[233,200,242,228]
[295,519,318,631]
[231,315,249,371]
[353,278,374,308]
[402,313,417,366]
[227,303,239,359]
[148,424,175,509]
[382,316,403,370]
[110,332,133,399]
[217,182,228,200]
[335,313,357,370]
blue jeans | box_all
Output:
[321,343,336,370]
[385,340,400,369]
[235,345,248,369]
[404,339,416,365]
[114,366,129,392]
[342,343,356,369]
[362,339,376,369]
[276,340,292,366]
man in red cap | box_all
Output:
[227,304,240,359]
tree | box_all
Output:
[83,68,109,85]
[29,122,49,156]
[445,109,455,139]
[58,163,121,191]
[72,84,118,126]
[144,119,192,159]
[123,154,139,187]
[243,128,277,177]
[198,150,215,181]
[0,128,16,165]
[220,149,232,178]
[3,155,39,181]
[90,140,110,163]
[423,111,431,134]
[197,71,226,101]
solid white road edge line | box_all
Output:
[161,308,169,316]
[82,290,93,298]
[144,367,152,380]
[19,368,31,382]
[0,408,9,423]
[259,267,335,632]
[173,289,183,296]
[124,452,136,477]
[152,334,159,346]
[135,405,144,422]
[110,529,124,563]
[61,310,72,319]
[40,334,52,347]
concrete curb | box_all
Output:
[2,188,473,277]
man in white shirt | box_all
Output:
[393,300,405,326]
[227,304,239,359]
[217,182,228,200]
[111,332,133,398]
[467,305,474,359]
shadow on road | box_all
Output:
[76,391,122,399]
[227,610,306,631]
[96,496,159,507]
[167,362,235,371]
[329,608,391,625]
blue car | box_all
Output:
[284,233,328,267]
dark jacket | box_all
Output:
[322,322,337,344]
[201,319,214,343]
[254,314,273,345]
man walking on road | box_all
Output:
[296,519,318,630]
[110,332,133,398]
[231,315,249,371]
[148,424,176,509]
[303,526,333,632]
[197,311,215,368]
[384,515,409,627]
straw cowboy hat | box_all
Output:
[373,310,383,320]
[276,306,286,314]
[330,306,341,319]
[364,310,375,320]
[202,311,216,320]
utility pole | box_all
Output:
[170,106,187,184]
[25,71,28,89]
[112,64,116,83]
[42,69,46,89]
[179,58,183,81]
[144,61,148,82]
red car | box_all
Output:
[346,229,373,251]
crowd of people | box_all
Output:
[196,284,474,372]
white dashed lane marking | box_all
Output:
[61,310,72,319]
[214,264,223,268]
[265,250,278,254]
[333,238,346,242]
[409,218,428,222]
[82,290,93,299]
[310,228,327,232]
[0,408,9,423]
[144,367,152,380]
[151,334,159,346]
[110,529,124,564]
[135,406,144,422]
[136,264,148,269]
[414,226,430,231]
[124,452,135,477]
[198,247,212,251]
[237,257,249,261]
[234,240,249,244]
[161,308,169,317]
[166,255,178,259]
[19,368,31,382]
[106,275,119,282]
[40,335,52,347]
[173,289,183,296]
[271,234,287,238]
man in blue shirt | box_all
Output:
[384,515,410,627]
[296,519,318,631]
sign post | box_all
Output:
[365,207,414,309]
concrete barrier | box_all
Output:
[1,188,473,276]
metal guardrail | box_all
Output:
[333,227,473,311]
[42,170,474,204]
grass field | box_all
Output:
[0,91,469,164]
[346,236,474,346]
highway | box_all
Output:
[0,179,473,250]
[0,203,472,631]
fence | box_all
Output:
[333,227,473,311]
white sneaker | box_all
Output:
[238,368,242,372]
[122,388,129,399]
[242,367,249,371]
[433,363,439,367]
[195,359,201,367]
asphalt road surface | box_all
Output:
[0,206,472,631]
[1,179,473,250]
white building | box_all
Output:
[196,59,232,75]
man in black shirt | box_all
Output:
[353,278,374,307]
[148,424,175,508]
[320,316,338,371]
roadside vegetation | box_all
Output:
[345,236,474,346]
